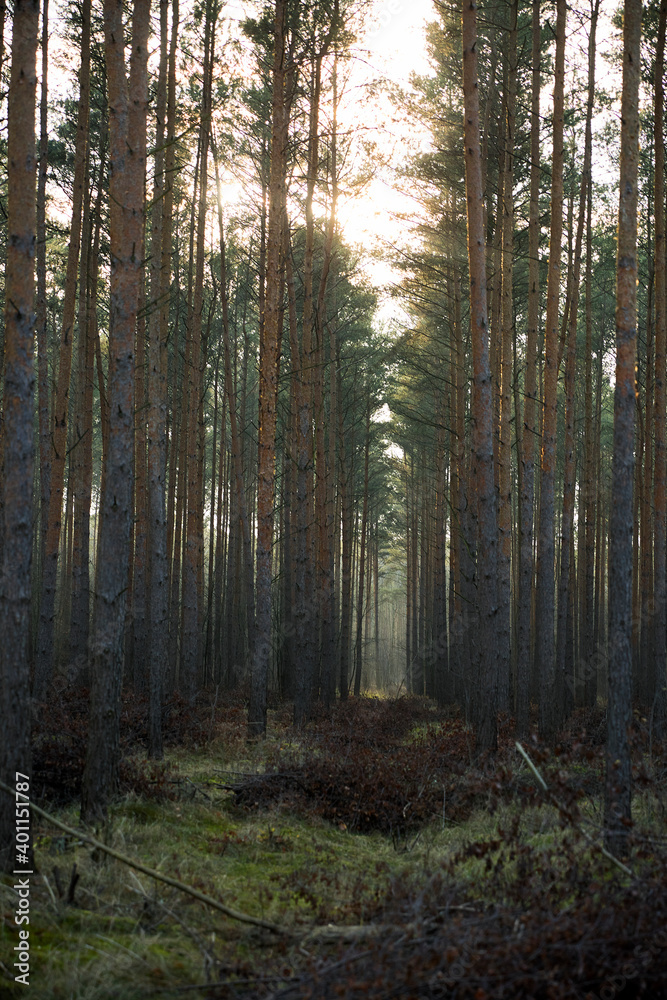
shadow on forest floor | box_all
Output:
[2,691,667,998]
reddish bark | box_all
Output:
[0,0,39,873]
[653,0,667,738]
[462,0,499,753]
[249,0,290,736]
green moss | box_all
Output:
[3,734,662,1000]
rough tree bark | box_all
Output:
[146,0,176,759]
[535,0,566,742]
[36,0,50,568]
[34,0,91,699]
[462,0,499,753]
[653,0,667,739]
[0,0,39,874]
[81,0,150,823]
[605,0,641,858]
[249,0,289,736]
[498,0,517,712]
[556,0,598,723]
[181,4,216,700]
[516,0,541,737]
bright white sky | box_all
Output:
[334,0,437,322]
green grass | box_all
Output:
[1,747,417,998]
[2,726,664,999]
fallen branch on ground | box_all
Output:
[0,777,285,934]
[515,741,633,878]
[0,778,414,944]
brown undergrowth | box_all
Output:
[7,692,667,999]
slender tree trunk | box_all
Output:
[653,0,667,739]
[327,281,340,704]
[36,0,49,570]
[249,0,290,735]
[69,159,95,670]
[497,0,517,712]
[316,64,339,707]
[605,0,641,857]
[556,0,598,724]
[146,0,176,758]
[462,0,499,753]
[181,7,216,699]
[293,57,323,726]
[34,0,91,698]
[353,399,371,697]
[81,0,150,823]
[130,239,148,689]
[535,0,566,742]
[434,391,448,706]
[0,0,39,873]
[640,264,654,701]
[339,384,353,700]
[212,138,256,667]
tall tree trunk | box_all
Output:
[0,0,39,873]
[181,6,216,699]
[34,0,91,698]
[248,0,290,736]
[327,275,340,705]
[450,251,468,707]
[293,56,323,727]
[653,0,667,739]
[339,381,353,700]
[462,0,499,753]
[146,0,177,758]
[582,112,597,707]
[640,262,654,701]
[81,0,150,823]
[316,63,339,707]
[497,0,517,712]
[36,0,50,571]
[69,158,95,670]
[212,137,256,669]
[605,0,641,858]
[556,0,598,723]
[535,0,566,742]
[249,0,290,736]
[130,237,148,689]
[434,390,448,706]
[353,398,371,697]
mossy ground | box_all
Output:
[1,699,665,999]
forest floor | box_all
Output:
[1,690,667,999]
